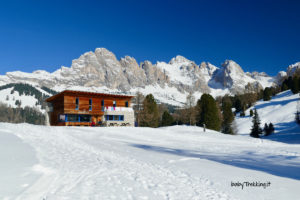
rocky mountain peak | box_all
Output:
[210,60,263,93]
[0,47,292,106]
[169,55,192,65]
[120,56,138,67]
[94,48,116,58]
[275,71,287,84]
[247,71,269,78]
[287,62,300,77]
[221,60,245,75]
[199,62,218,75]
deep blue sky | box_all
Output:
[0,0,299,75]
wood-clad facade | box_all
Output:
[45,90,134,126]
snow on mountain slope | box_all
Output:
[287,62,300,77]
[235,90,300,143]
[209,60,275,94]
[0,48,285,106]
[1,123,300,200]
[156,61,194,86]
[247,71,275,88]
[0,84,55,112]
[0,87,38,109]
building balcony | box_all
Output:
[102,106,133,112]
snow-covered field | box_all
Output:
[0,123,300,200]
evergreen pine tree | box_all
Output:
[250,109,262,138]
[250,109,253,117]
[240,106,245,117]
[234,98,242,113]
[281,82,288,91]
[263,87,272,101]
[263,123,270,136]
[296,98,300,125]
[196,94,221,131]
[287,76,293,89]
[298,77,300,92]
[296,110,300,125]
[139,94,159,127]
[268,123,275,135]
[291,76,299,94]
[281,78,289,91]
[161,110,174,126]
[221,101,234,134]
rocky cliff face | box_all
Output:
[286,62,300,77]
[210,60,267,93]
[0,47,292,106]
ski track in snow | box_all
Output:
[1,123,300,200]
[1,124,231,200]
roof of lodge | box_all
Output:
[45,90,135,102]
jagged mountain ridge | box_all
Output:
[0,48,296,106]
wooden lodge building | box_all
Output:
[45,90,135,126]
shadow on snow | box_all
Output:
[254,98,298,110]
[130,143,300,180]
[263,122,300,144]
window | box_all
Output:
[113,115,119,120]
[113,100,116,107]
[125,101,128,107]
[80,115,91,122]
[65,114,91,122]
[101,99,104,111]
[89,99,92,111]
[105,115,124,121]
[75,98,79,110]
[63,114,92,122]
[67,114,79,122]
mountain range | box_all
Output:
[0,48,299,106]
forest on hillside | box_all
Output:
[132,73,300,137]
[0,83,57,125]
[0,103,46,125]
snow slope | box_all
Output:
[0,88,40,109]
[0,131,39,199]
[235,90,300,143]
[0,123,300,200]
[0,84,55,113]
